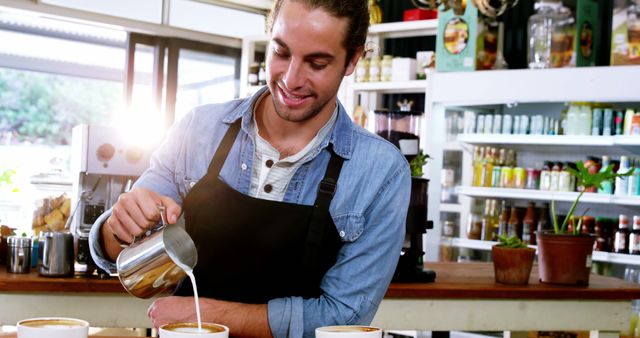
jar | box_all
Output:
[525,168,541,189]
[355,57,370,83]
[381,55,393,82]
[368,55,381,82]
[7,236,31,274]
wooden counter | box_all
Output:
[2,262,640,336]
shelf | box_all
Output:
[352,80,428,93]
[440,203,463,213]
[456,186,640,206]
[368,20,438,38]
[431,66,640,106]
[451,238,640,266]
[443,141,463,151]
[456,134,640,147]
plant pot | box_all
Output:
[491,246,536,285]
[536,231,596,286]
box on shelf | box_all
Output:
[611,0,640,65]
[403,8,438,21]
[391,57,417,82]
[435,2,503,72]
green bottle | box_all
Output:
[598,155,613,194]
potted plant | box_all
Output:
[537,161,631,286]
[492,235,536,285]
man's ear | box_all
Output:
[344,46,365,77]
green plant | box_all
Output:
[495,234,528,249]
[409,150,431,177]
[551,161,632,235]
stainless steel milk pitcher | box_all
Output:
[116,205,197,299]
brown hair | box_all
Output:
[266,0,369,65]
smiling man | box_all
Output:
[89,1,411,337]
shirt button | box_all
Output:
[241,163,247,171]
[265,159,274,168]
[339,231,345,238]
[189,181,196,188]
[264,184,273,193]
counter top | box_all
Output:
[2,262,640,300]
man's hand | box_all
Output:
[100,187,181,261]
[148,296,272,338]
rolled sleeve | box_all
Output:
[88,208,117,273]
[268,297,304,338]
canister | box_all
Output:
[7,236,31,274]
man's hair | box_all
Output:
[266,0,369,65]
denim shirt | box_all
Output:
[89,87,410,338]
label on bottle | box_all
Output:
[399,139,419,156]
[615,232,628,253]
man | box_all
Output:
[89,1,411,337]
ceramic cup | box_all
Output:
[159,322,229,338]
[17,317,89,338]
[315,325,382,338]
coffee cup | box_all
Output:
[315,325,382,338]
[17,317,89,338]
[159,322,229,338]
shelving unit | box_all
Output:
[425,65,640,265]
[239,34,269,98]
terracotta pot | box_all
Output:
[491,246,536,285]
[536,231,596,286]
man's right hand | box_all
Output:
[101,187,181,261]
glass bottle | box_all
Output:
[507,206,522,239]
[630,216,640,255]
[522,202,537,245]
[616,156,631,196]
[439,220,456,262]
[598,155,614,194]
[537,202,551,235]
[258,62,266,85]
[628,158,640,196]
[615,214,630,254]
[481,199,493,241]
[528,0,563,69]
[539,161,552,191]
[550,4,575,68]
[472,146,485,187]
[549,162,562,191]
[369,55,381,82]
[483,147,496,187]
[629,0,640,60]
[381,55,393,82]
[498,200,510,238]
[355,57,370,83]
[467,200,484,240]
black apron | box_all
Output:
[174,119,344,303]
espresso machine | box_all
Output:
[374,100,436,283]
[70,124,158,276]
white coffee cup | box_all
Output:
[315,325,382,338]
[159,322,229,338]
[17,317,89,338]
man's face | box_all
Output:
[266,1,359,123]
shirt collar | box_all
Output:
[223,86,354,160]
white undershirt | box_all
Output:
[249,94,338,201]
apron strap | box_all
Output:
[208,119,242,175]
[303,144,345,287]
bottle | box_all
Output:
[522,202,537,245]
[466,200,484,240]
[628,158,640,196]
[549,162,561,191]
[616,156,631,196]
[565,103,580,135]
[578,104,592,135]
[439,220,456,262]
[248,62,259,86]
[507,206,522,239]
[603,108,613,136]
[615,214,630,254]
[481,199,493,241]
[598,155,614,194]
[557,162,573,192]
[355,57,370,83]
[630,216,640,255]
[483,147,496,187]
[498,200,510,237]
[472,147,485,187]
[258,62,267,86]
[625,108,635,135]
[369,55,381,82]
[550,4,575,68]
[539,161,552,191]
[528,0,563,69]
[592,108,603,136]
[381,55,393,82]
[537,202,551,235]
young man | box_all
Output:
[89,1,411,337]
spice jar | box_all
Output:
[355,57,370,83]
[369,55,381,82]
[381,55,393,82]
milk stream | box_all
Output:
[185,269,202,332]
